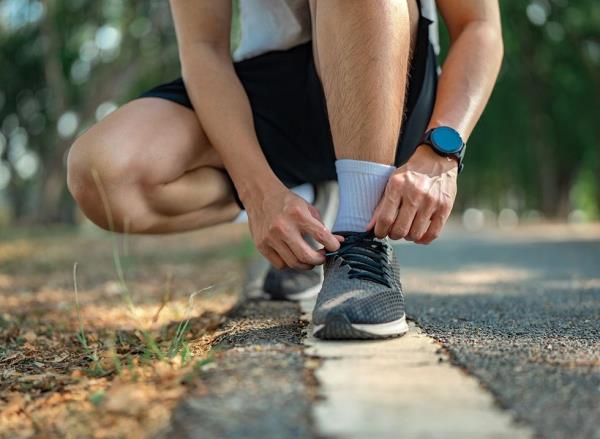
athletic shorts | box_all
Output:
[138,13,437,207]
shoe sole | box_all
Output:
[313,314,409,340]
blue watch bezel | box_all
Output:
[430,126,463,154]
[422,126,466,173]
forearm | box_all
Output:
[428,21,503,140]
[180,45,285,203]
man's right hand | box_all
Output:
[244,186,343,270]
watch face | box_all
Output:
[431,127,463,154]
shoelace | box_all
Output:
[326,231,393,287]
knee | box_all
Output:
[67,133,146,232]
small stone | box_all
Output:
[22,331,37,343]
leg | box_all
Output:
[304,2,427,340]
[67,98,240,234]
[310,0,419,164]
[309,0,420,233]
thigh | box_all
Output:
[69,97,238,232]
[77,97,223,185]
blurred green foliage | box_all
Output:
[453,0,600,219]
[0,0,598,225]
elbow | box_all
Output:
[477,21,503,60]
[483,22,504,65]
[460,20,504,66]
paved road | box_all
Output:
[399,225,600,439]
[169,224,599,438]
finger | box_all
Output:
[284,232,325,266]
[307,204,344,244]
[273,240,313,270]
[260,246,286,270]
[416,214,445,245]
[301,216,341,252]
[366,216,376,231]
[308,204,322,222]
[405,196,436,241]
[389,201,417,240]
[406,210,433,242]
[373,185,402,238]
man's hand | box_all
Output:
[368,145,458,244]
[245,186,343,270]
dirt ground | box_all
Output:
[0,223,252,439]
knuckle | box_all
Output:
[289,205,304,218]
[313,224,327,236]
[316,230,328,243]
[424,193,436,204]
[374,227,387,239]
[381,215,395,227]
[270,220,286,234]
[396,226,409,237]
[391,173,405,185]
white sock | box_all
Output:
[332,159,396,233]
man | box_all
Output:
[67,0,503,339]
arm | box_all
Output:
[370,0,503,243]
[169,1,340,268]
[428,0,504,138]
[170,2,277,205]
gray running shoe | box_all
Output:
[260,181,338,301]
[312,231,408,340]
[263,265,323,301]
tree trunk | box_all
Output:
[30,0,73,223]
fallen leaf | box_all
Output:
[22,331,37,343]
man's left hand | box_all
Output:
[368,145,458,244]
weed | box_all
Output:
[89,390,105,406]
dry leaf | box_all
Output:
[22,331,37,343]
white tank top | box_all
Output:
[232,0,439,62]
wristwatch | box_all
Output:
[421,126,466,173]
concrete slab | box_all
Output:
[301,299,532,439]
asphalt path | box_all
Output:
[398,225,600,439]
[168,224,599,438]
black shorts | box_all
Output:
[139,14,437,205]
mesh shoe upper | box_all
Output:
[312,232,404,325]
[263,265,323,300]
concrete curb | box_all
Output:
[301,298,533,438]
